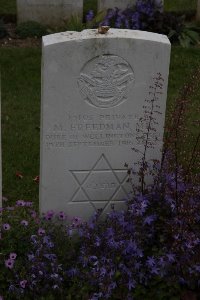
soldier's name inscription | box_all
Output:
[45,113,139,149]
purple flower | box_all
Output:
[28,254,35,261]
[150,266,160,275]
[72,216,82,227]
[30,210,37,218]
[16,200,25,206]
[143,214,156,225]
[94,236,101,247]
[194,265,200,272]
[24,201,33,207]
[86,10,94,22]
[0,296,3,300]
[43,235,54,248]
[21,220,29,226]
[30,235,38,244]
[43,254,57,261]
[3,223,10,230]
[44,210,54,221]
[124,240,137,254]
[58,211,66,220]
[52,284,59,290]
[147,256,156,267]
[108,281,117,292]
[19,280,27,289]
[9,253,17,260]
[89,256,98,266]
[38,228,45,236]
[100,267,107,277]
[128,279,136,290]
[166,253,176,263]
[115,16,122,28]
[6,206,14,211]
[67,268,78,278]
[5,259,14,269]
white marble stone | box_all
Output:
[40,29,171,220]
[17,0,83,26]
[98,0,135,11]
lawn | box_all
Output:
[0,0,16,15]
[0,45,200,204]
[164,0,197,12]
[1,49,41,204]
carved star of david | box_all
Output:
[69,154,130,214]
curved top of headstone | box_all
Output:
[42,29,170,47]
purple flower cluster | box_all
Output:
[71,159,200,299]
[99,0,163,30]
[5,253,17,269]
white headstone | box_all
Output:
[40,29,171,220]
[98,0,135,11]
[17,0,83,27]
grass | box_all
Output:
[0,48,41,203]
[0,46,200,204]
[164,0,197,12]
[0,0,16,15]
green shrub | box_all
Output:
[0,19,8,38]
[64,15,85,32]
[16,21,47,38]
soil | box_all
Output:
[0,22,41,48]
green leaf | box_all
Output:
[178,33,191,47]
[168,30,177,39]
[185,29,199,43]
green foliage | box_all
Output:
[164,0,197,12]
[64,15,85,32]
[132,279,181,300]
[83,0,98,16]
[0,0,16,15]
[0,48,41,203]
[16,21,47,38]
[168,24,200,47]
[85,10,106,29]
[0,19,7,38]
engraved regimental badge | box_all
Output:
[78,55,134,108]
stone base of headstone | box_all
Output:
[17,0,83,27]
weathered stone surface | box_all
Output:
[17,0,83,26]
[40,29,171,220]
[98,0,135,11]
